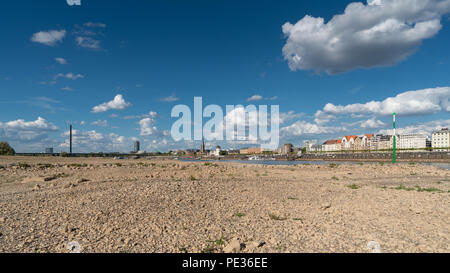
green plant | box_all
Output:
[331,176,339,181]
[329,163,337,168]
[268,213,287,221]
[114,163,122,167]
[0,142,15,155]
[346,184,361,190]
[415,186,443,193]
[379,162,385,166]
[234,213,245,218]
[287,197,298,200]
[18,162,31,169]
[190,175,197,181]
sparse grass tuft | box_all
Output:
[287,197,298,200]
[415,186,443,193]
[201,246,216,254]
[331,176,339,181]
[346,184,361,190]
[379,162,385,166]
[114,163,122,167]
[329,163,337,168]
[234,213,245,218]
[268,213,287,221]
[189,175,197,181]
[18,163,31,169]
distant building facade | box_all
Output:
[303,140,318,153]
[396,134,429,150]
[432,128,450,150]
[134,141,140,153]
[281,144,293,155]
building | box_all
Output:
[396,134,429,150]
[240,147,264,155]
[45,148,54,154]
[200,138,206,154]
[341,136,357,150]
[281,144,293,155]
[303,140,318,153]
[362,134,374,150]
[211,146,222,157]
[322,140,341,152]
[310,144,323,153]
[370,135,391,150]
[432,128,450,150]
[133,141,140,153]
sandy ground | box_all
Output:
[0,156,449,253]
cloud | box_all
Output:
[76,37,101,49]
[139,117,169,137]
[54,73,84,80]
[247,95,263,102]
[31,30,66,46]
[281,120,345,137]
[123,111,158,120]
[0,117,58,142]
[282,0,450,74]
[247,95,279,102]
[160,95,180,102]
[91,120,108,127]
[61,86,73,91]
[55,57,67,64]
[139,118,157,136]
[377,119,450,135]
[92,94,132,113]
[279,111,304,124]
[320,87,450,117]
[60,129,132,153]
[83,22,106,28]
[360,118,386,129]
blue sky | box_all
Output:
[1,0,449,153]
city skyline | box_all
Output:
[1,0,450,153]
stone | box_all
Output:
[321,202,331,210]
[223,238,243,253]
[22,177,46,183]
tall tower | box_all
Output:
[134,140,140,153]
[393,113,396,164]
[200,138,205,153]
[70,124,73,154]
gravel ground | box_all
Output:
[0,156,449,253]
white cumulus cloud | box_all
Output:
[320,87,450,117]
[282,0,450,74]
[31,30,66,46]
[92,94,132,113]
[0,117,58,142]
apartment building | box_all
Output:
[432,128,450,150]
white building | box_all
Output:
[396,134,429,150]
[303,140,318,153]
[210,145,222,157]
[432,128,450,150]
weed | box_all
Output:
[346,184,361,190]
[234,213,245,218]
[268,213,287,221]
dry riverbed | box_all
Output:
[0,156,449,253]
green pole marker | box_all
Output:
[393,113,396,164]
